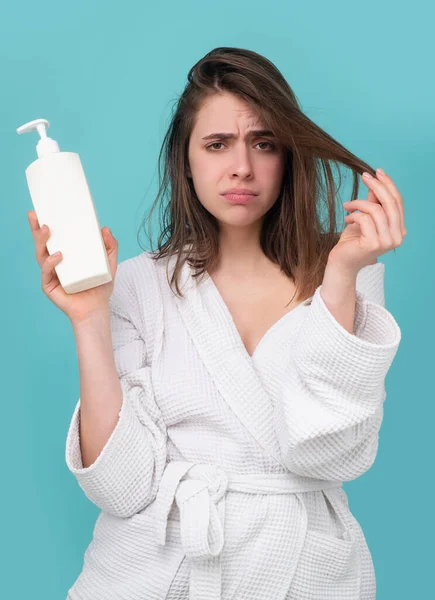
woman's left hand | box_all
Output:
[328,168,407,273]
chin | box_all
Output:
[217,214,263,227]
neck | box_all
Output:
[212,224,272,277]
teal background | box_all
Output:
[1,0,432,598]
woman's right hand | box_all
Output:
[28,210,119,325]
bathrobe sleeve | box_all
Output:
[273,262,401,482]
[65,259,168,518]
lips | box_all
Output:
[221,189,259,196]
[223,193,257,203]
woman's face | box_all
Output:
[187,92,285,229]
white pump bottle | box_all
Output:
[17,118,112,293]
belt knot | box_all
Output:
[154,461,228,559]
[186,463,229,504]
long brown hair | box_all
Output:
[138,46,377,303]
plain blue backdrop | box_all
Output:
[1,0,432,598]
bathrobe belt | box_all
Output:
[153,461,344,600]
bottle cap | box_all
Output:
[16,118,60,158]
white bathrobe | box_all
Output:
[65,248,401,600]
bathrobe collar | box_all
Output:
[171,251,306,467]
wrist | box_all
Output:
[322,261,358,305]
[71,307,111,332]
[324,259,358,282]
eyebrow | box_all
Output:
[201,129,276,141]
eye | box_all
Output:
[206,142,225,151]
[205,141,276,152]
[256,141,276,151]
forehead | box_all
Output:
[193,93,265,132]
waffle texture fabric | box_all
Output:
[65,250,401,600]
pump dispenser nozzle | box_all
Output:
[17,118,60,158]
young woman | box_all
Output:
[30,47,405,599]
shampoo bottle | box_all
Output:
[17,118,112,293]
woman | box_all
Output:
[29,47,404,599]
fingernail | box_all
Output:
[362,172,373,179]
[377,168,385,176]
[53,251,61,257]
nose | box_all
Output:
[228,144,253,178]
